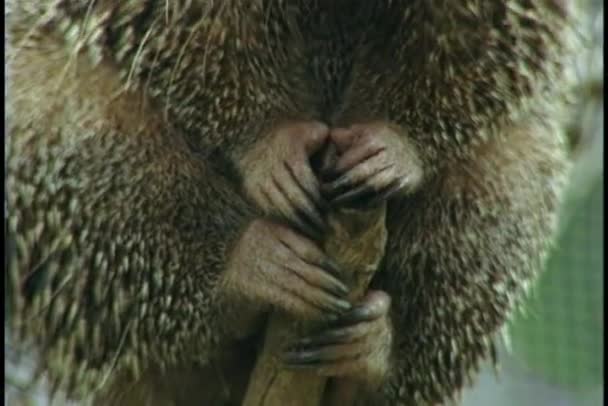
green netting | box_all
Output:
[510,175,603,392]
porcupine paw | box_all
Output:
[283,290,392,388]
[240,121,331,239]
[322,122,423,208]
[224,219,353,323]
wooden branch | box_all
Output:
[243,197,387,406]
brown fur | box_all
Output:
[7,1,575,404]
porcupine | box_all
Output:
[6,0,575,404]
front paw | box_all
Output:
[322,122,423,208]
[283,290,393,388]
[224,219,352,322]
[239,121,330,239]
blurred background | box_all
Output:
[5,0,603,405]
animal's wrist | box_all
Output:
[219,218,270,337]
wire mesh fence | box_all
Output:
[462,170,603,406]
